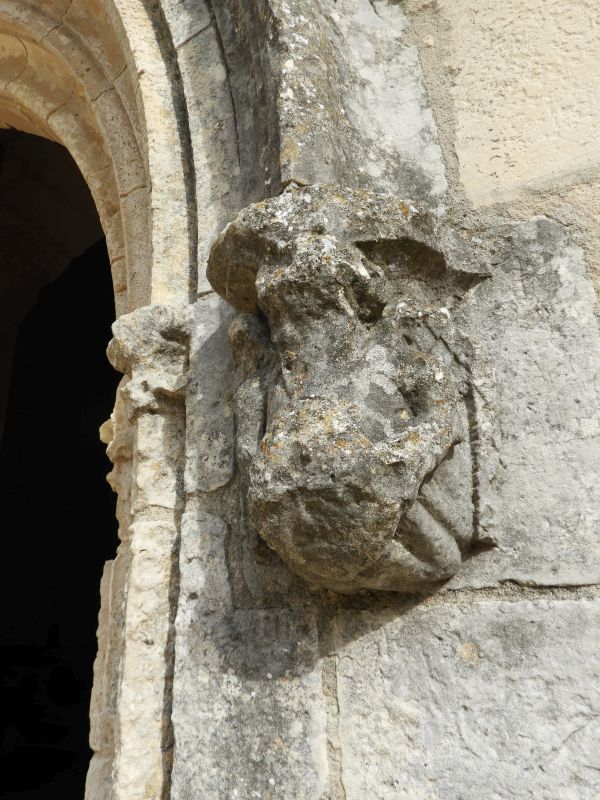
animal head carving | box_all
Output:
[208,185,495,593]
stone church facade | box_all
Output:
[1,0,599,798]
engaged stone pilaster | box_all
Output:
[108,304,192,415]
[105,304,192,800]
[208,185,497,593]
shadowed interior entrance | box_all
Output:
[0,131,118,798]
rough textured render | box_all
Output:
[432,0,600,206]
[208,184,496,592]
[1,0,600,798]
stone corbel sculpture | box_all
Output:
[208,185,496,593]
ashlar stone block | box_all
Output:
[336,599,600,800]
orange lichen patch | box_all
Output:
[16,39,75,116]
[0,95,54,139]
[25,0,72,19]
[456,641,481,668]
[280,134,299,165]
[259,438,284,459]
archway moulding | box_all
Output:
[0,2,198,798]
[0,0,195,314]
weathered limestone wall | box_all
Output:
[0,4,202,798]
[169,1,600,798]
[408,0,600,206]
[2,0,599,797]
[405,0,600,297]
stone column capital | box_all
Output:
[107,304,193,415]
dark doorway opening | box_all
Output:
[0,238,119,797]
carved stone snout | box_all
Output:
[208,185,492,593]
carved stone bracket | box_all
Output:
[208,185,497,593]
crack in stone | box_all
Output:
[368,0,381,18]
[318,611,347,800]
[175,21,213,50]
[204,0,242,171]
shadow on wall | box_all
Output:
[183,283,495,685]
[0,241,119,799]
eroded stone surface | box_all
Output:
[5,2,598,798]
[216,0,445,201]
[335,599,600,799]
[208,185,496,593]
[172,295,329,798]
[325,0,447,199]
[184,295,236,493]
[94,304,192,800]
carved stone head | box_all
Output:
[208,185,496,593]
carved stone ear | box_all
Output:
[355,237,487,311]
[208,184,496,593]
[208,185,491,315]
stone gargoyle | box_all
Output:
[207,185,496,593]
